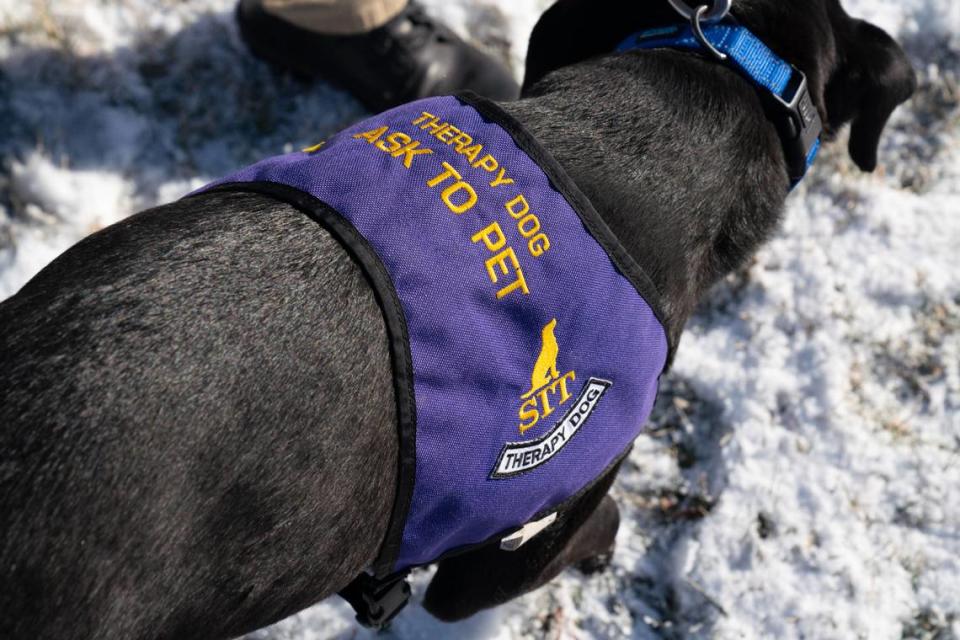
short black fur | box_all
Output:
[1,193,398,638]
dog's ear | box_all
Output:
[825,19,917,172]
[522,0,677,94]
[522,0,621,93]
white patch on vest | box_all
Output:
[500,512,558,551]
[491,378,611,479]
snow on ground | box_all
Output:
[1,0,957,638]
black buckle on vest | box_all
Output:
[763,66,823,183]
[339,572,411,630]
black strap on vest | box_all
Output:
[338,572,411,629]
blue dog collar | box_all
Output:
[618,22,822,187]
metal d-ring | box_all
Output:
[691,5,728,61]
[667,0,732,23]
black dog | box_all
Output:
[0,0,915,637]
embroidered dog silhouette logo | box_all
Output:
[523,319,560,399]
[518,319,577,434]
[494,318,612,477]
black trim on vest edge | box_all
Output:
[455,91,676,360]
[192,182,416,579]
[195,95,673,578]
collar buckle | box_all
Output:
[765,67,823,183]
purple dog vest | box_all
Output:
[199,94,669,576]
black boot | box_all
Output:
[236,0,520,112]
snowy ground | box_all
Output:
[1,1,958,638]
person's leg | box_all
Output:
[261,0,405,35]
[236,0,519,112]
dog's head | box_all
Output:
[523,0,917,172]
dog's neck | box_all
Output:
[505,50,790,354]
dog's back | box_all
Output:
[0,191,397,639]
